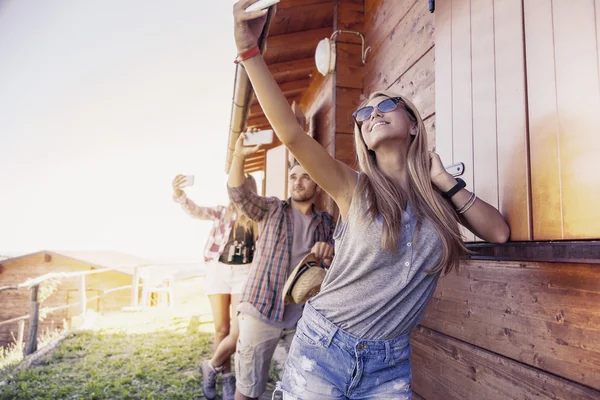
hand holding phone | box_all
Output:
[182,175,195,187]
[444,162,465,177]
[243,129,273,146]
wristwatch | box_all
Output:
[442,178,466,199]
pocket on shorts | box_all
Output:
[235,336,258,388]
[294,318,326,349]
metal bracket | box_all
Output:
[330,30,371,65]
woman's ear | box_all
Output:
[410,123,418,136]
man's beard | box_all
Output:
[291,189,314,202]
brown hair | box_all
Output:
[225,174,259,238]
[350,91,467,275]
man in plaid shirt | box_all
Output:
[226,133,335,400]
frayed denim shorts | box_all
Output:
[275,301,412,400]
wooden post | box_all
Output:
[131,266,140,307]
[78,275,86,315]
[16,319,25,349]
[24,284,40,356]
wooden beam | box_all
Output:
[269,58,316,84]
[247,116,270,128]
[244,164,265,173]
[276,0,331,10]
[244,160,266,169]
[244,155,266,164]
[264,27,333,64]
[267,27,331,48]
[467,240,600,264]
[269,58,314,74]
[269,2,334,37]
[249,95,301,118]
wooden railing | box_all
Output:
[0,266,145,356]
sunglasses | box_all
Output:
[352,97,412,126]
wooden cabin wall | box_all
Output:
[0,253,131,348]
[364,0,435,141]
[332,0,365,171]
[414,259,600,398]
[300,63,335,214]
[363,0,600,398]
[523,0,600,240]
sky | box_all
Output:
[0,0,243,261]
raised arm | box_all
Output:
[430,153,510,244]
[233,1,357,216]
[172,175,223,220]
[227,133,276,222]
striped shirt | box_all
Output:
[174,194,234,262]
[228,183,335,323]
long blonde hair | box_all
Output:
[224,174,259,239]
[350,91,467,275]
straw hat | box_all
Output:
[282,253,326,305]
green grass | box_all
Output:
[0,309,216,400]
[0,327,64,375]
[0,279,282,399]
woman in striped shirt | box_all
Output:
[172,174,258,400]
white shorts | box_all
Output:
[204,261,251,295]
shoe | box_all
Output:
[199,360,219,399]
[222,373,236,400]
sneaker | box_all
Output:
[199,360,219,399]
[222,373,236,400]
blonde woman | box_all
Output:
[172,174,258,400]
[231,2,510,399]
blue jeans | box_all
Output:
[275,302,412,400]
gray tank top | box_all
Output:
[311,179,443,340]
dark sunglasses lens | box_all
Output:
[355,106,374,122]
[378,98,398,113]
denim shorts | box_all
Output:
[276,301,412,400]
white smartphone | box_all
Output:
[445,162,465,177]
[183,175,195,187]
[243,129,273,146]
[245,0,280,12]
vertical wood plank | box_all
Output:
[494,0,531,240]
[79,275,86,315]
[265,145,288,200]
[552,0,600,239]
[597,0,600,86]
[24,285,39,356]
[471,0,499,219]
[131,266,140,307]
[524,0,561,240]
[451,0,476,242]
[435,0,454,168]
[16,319,25,349]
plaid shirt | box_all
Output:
[228,183,335,323]
[174,194,234,262]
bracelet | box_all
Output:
[442,178,466,199]
[234,45,260,64]
[457,192,477,214]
